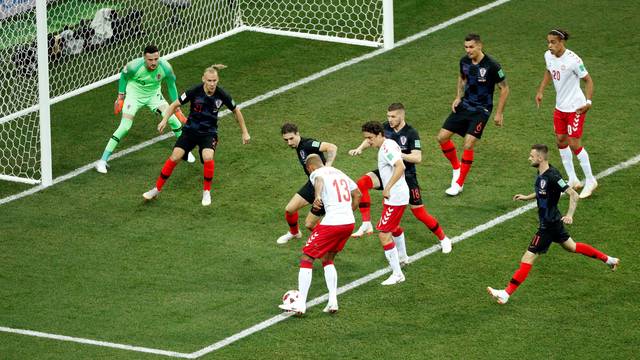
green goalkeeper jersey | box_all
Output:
[118,57,179,102]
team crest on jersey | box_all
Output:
[300,150,306,159]
[478,67,487,82]
[215,99,223,109]
[156,73,161,80]
[540,179,547,189]
[400,136,407,145]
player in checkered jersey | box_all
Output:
[278,154,361,314]
[536,29,597,198]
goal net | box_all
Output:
[0,0,392,186]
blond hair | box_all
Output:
[204,64,227,75]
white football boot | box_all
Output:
[276,231,302,244]
[607,257,620,271]
[351,221,374,238]
[381,273,405,286]
[323,303,339,314]
[445,182,463,196]
[440,236,452,254]
[142,187,160,200]
[487,287,510,304]
[279,300,306,314]
[202,190,211,206]
[579,180,598,199]
[187,151,196,163]
[451,168,461,188]
[95,160,108,174]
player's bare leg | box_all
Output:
[277,194,307,244]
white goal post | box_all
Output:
[0,0,394,187]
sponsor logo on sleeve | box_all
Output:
[312,141,320,148]
[558,179,567,188]
[579,64,586,72]
[498,69,505,78]
[180,93,186,102]
[386,153,394,161]
[414,140,421,149]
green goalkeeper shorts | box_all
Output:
[122,91,169,117]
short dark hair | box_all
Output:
[531,144,549,158]
[464,33,481,42]
[144,44,159,55]
[387,103,405,112]
[361,121,384,135]
[548,29,570,41]
[281,122,298,135]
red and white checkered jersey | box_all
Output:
[378,139,409,206]
[309,166,357,225]
[544,49,589,112]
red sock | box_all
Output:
[575,242,608,262]
[285,211,299,235]
[382,242,396,251]
[357,175,374,222]
[457,149,474,186]
[203,160,215,191]
[572,146,584,156]
[411,207,445,240]
[155,158,177,191]
[322,260,334,267]
[505,262,532,295]
[440,140,460,170]
[299,259,313,269]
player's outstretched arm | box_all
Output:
[513,193,535,201]
[233,107,251,144]
[535,70,552,108]
[401,150,422,164]
[320,142,338,166]
[348,139,370,156]
[158,100,181,133]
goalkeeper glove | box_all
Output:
[114,94,124,115]
[175,108,187,124]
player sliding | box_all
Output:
[487,144,619,304]
[279,154,361,314]
[349,103,451,258]
[96,44,194,174]
[142,65,250,206]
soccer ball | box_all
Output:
[282,290,300,305]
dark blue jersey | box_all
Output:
[460,53,505,113]
[296,137,326,177]
[179,84,236,135]
[535,165,569,228]
[383,122,421,176]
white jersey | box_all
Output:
[378,139,409,206]
[309,166,357,226]
[544,49,589,112]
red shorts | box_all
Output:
[376,204,406,233]
[553,109,586,138]
[302,223,354,259]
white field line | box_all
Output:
[0,0,511,207]
[2,152,639,358]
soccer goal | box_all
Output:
[0,0,393,186]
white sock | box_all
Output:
[559,146,578,182]
[323,263,338,305]
[576,147,596,182]
[384,243,402,276]
[298,267,312,305]
[393,232,408,259]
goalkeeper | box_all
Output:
[96,44,194,174]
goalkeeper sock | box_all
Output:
[167,115,183,138]
[101,118,133,161]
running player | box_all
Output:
[349,103,451,257]
[437,33,510,196]
[96,44,194,173]
[487,144,619,304]
[360,121,409,285]
[535,29,597,198]
[142,65,250,206]
[276,123,338,244]
[278,154,361,314]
